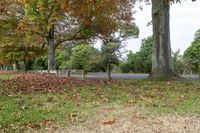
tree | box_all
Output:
[172,50,184,75]
[149,0,174,79]
[138,36,153,73]
[119,61,131,73]
[92,0,139,79]
[32,55,48,70]
[0,1,21,68]
[184,29,200,74]
[120,36,153,73]
[20,0,79,71]
[101,43,121,79]
[56,42,81,77]
[0,4,45,71]
[70,44,101,80]
[18,0,137,71]
[147,0,196,80]
[0,1,46,71]
[0,45,45,71]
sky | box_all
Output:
[125,0,200,55]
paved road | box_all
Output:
[67,72,199,80]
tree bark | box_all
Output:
[13,62,17,71]
[67,70,71,77]
[47,25,56,71]
[82,70,86,80]
[23,59,27,72]
[5,65,8,71]
[107,63,112,80]
[0,64,3,71]
[16,61,20,70]
[149,0,176,79]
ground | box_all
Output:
[0,72,200,132]
[64,109,200,133]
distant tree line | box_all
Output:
[2,29,200,79]
[1,0,198,80]
[120,30,200,75]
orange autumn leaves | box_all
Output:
[16,0,135,39]
[0,0,136,67]
[1,0,135,42]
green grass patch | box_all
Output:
[0,79,200,131]
[0,74,12,80]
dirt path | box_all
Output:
[63,116,200,133]
[44,107,200,133]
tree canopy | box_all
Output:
[184,29,200,74]
[0,0,137,71]
[120,36,153,73]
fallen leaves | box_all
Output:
[40,119,55,127]
[102,117,115,125]
[0,73,113,94]
[176,95,185,101]
[25,119,56,130]
[26,122,41,129]
[193,101,200,106]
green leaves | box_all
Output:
[0,45,46,65]
[120,36,153,73]
[70,44,101,72]
[184,29,200,73]
[101,42,120,65]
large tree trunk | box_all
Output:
[47,39,56,71]
[47,25,56,71]
[149,0,176,79]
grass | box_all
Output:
[0,74,200,131]
[0,74,12,80]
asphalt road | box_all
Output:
[67,72,199,80]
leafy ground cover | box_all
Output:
[0,73,113,94]
[0,72,200,132]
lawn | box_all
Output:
[0,73,200,132]
[0,74,12,80]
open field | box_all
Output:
[0,72,200,132]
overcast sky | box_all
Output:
[125,0,200,55]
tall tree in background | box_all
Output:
[101,43,121,79]
[94,0,138,79]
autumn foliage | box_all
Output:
[0,73,113,94]
[0,0,137,71]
